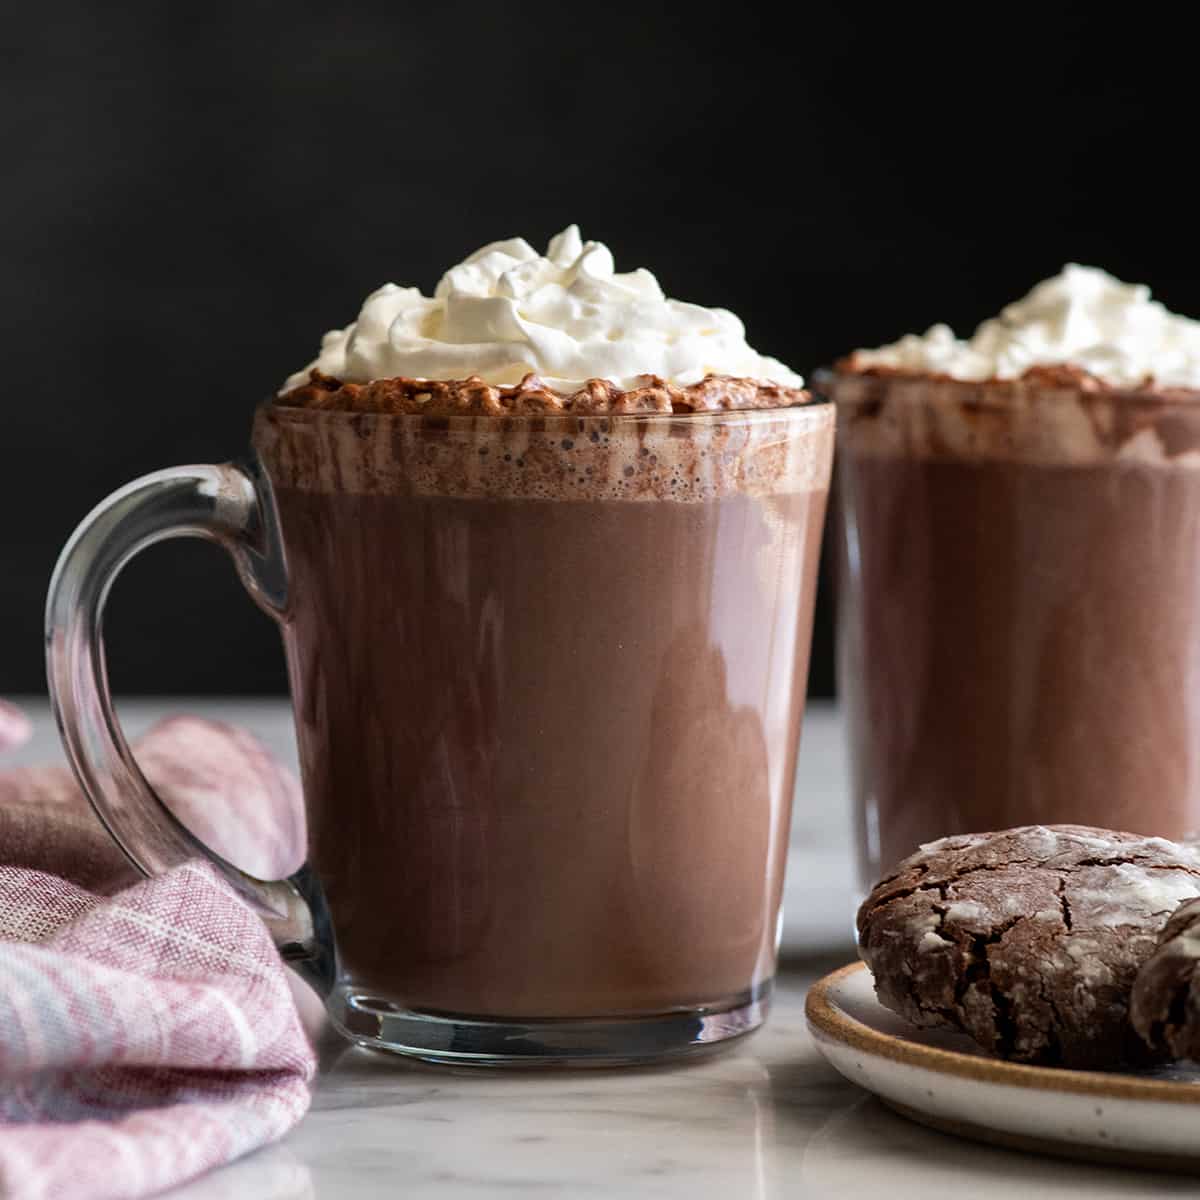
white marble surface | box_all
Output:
[11,700,1198,1197]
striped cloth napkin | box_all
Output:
[0,703,316,1200]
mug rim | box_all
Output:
[257,392,834,429]
[811,364,1200,409]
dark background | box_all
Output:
[2,4,1194,696]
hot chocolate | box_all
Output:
[832,265,1200,884]
[256,382,832,1020]
[260,227,833,1051]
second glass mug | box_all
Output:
[827,368,1200,891]
[46,397,835,1065]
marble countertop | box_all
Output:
[12,701,1196,1197]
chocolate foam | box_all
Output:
[826,364,1200,467]
[278,370,810,416]
[253,399,834,503]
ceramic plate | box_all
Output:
[807,961,1200,1172]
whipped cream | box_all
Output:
[853,265,1200,389]
[282,226,802,394]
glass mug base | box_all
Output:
[329,980,773,1067]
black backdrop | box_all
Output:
[2,3,1195,696]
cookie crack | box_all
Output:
[954,914,1032,1057]
[1057,877,1073,931]
[928,896,953,947]
[1031,972,1066,1065]
[1075,857,1200,877]
[877,857,1200,920]
[876,860,1042,908]
[876,861,928,892]
[989,979,1019,1059]
[942,858,1041,881]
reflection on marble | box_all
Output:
[183,968,833,1199]
[163,1146,314,1200]
[174,968,1198,1199]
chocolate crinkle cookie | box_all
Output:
[1131,896,1200,1060]
[857,825,1200,1067]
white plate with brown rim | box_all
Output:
[806,961,1200,1172]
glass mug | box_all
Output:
[46,396,834,1065]
[825,368,1200,889]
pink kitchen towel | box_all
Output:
[0,703,31,755]
[0,704,316,1200]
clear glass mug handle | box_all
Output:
[44,462,334,995]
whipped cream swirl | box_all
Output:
[282,226,802,394]
[853,265,1200,389]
